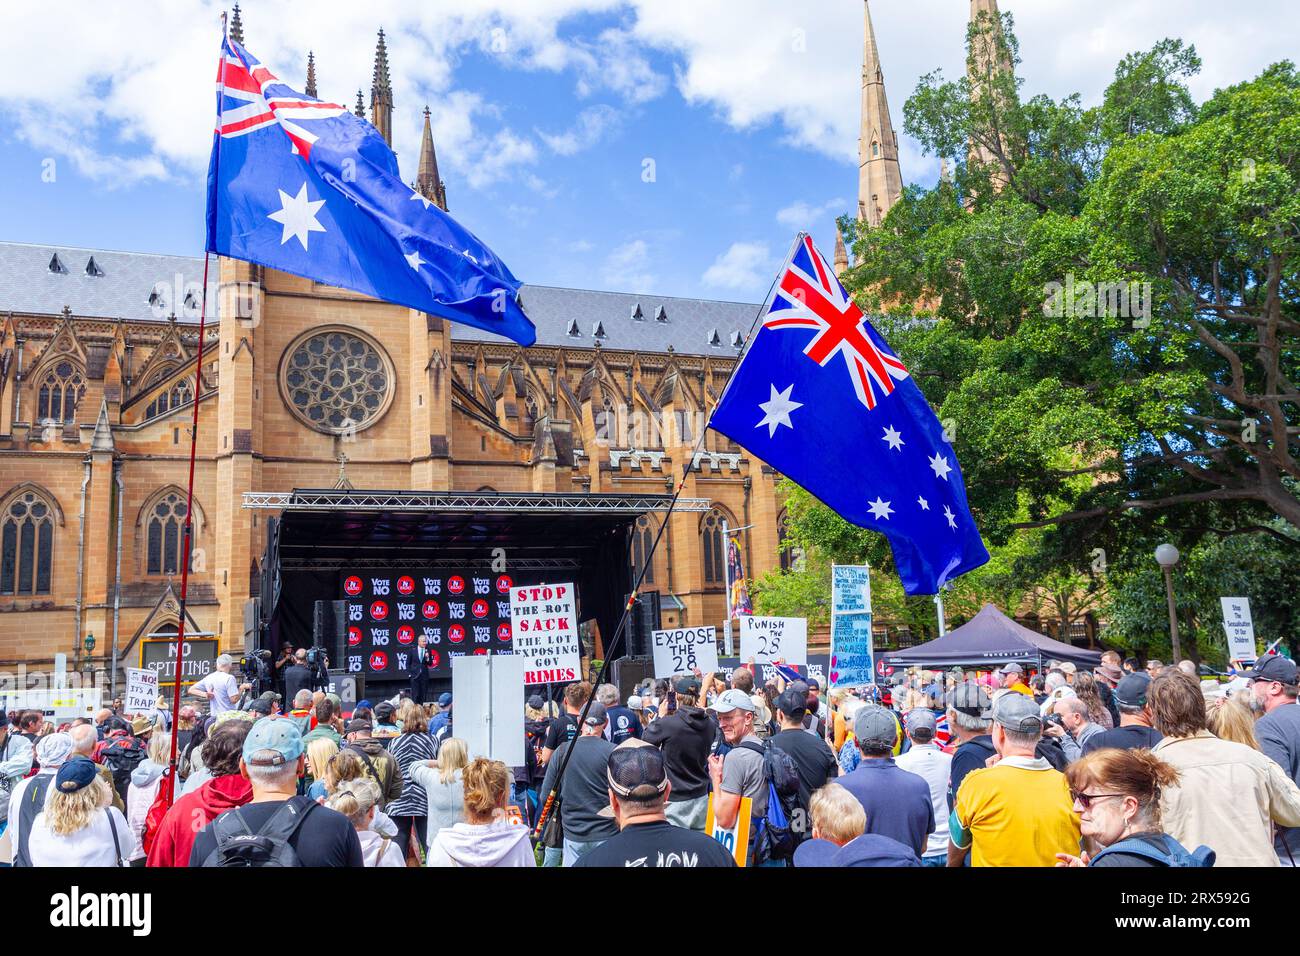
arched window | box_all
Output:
[522,393,539,433]
[146,492,189,575]
[36,361,85,423]
[701,508,728,586]
[1,490,56,594]
[595,392,618,445]
[630,515,656,585]
[145,380,192,420]
[872,141,880,157]
[777,510,806,572]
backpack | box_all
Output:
[101,735,146,802]
[140,768,173,858]
[738,740,802,865]
[200,797,317,867]
[1091,833,1215,868]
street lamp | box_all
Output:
[83,632,96,657]
[1154,545,1182,662]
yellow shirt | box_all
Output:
[953,756,1081,867]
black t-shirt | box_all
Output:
[769,727,838,807]
[188,798,364,867]
[1091,832,1168,868]
[1082,725,1163,755]
[572,819,737,868]
[283,664,314,704]
[544,713,580,751]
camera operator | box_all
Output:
[272,641,295,700]
[1045,697,1104,763]
[283,648,314,704]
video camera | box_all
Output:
[238,649,273,697]
[304,645,330,691]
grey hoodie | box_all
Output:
[428,819,536,867]
[131,758,167,789]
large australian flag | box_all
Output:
[205,36,536,346]
[708,234,989,594]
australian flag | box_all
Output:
[206,36,536,346]
[708,234,989,594]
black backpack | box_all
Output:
[101,736,146,801]
[200,797,317,867]
[738,740,802,865]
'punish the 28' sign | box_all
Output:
[509,583,581,684]
[340,570,516,678]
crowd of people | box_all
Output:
[3,644,1299,869]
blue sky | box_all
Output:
[0,0,1295,303]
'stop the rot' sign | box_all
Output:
[509,582,581,685]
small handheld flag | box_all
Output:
[708,234,989,594]
[206,36,536,346]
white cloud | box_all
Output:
[538,105,622,156]
[702,241,772,292]
[776,197,848,230]
[602,239,655,292]
[567,239,595,253]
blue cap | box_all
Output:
[242,716,305,767]
[56,756,99,794]
[355,699,372,711]
[438,693,453,707]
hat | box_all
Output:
[258,690,282,702]
[374,702,396,722]
[1248,653,1298,685]
[805,678,821,692]
[248,698,274,717]
[627,695,643,711]
[1059,662,1077,675]
[56,756,99,793]
[606,744,669,800]
[996,663,1024,676]
[775,686,808,719]
[437,693,453,708]
[1114,673,1151,708]
[674,676,701,695]
[990,694,1043,735]
[905,708,937,736]
[712,689,757,714]
[36,732,74,770]
[946,681,991,718]
[1094,662,1123,683]
[355,699,372,711]
[325,693,342,709]
[582,701,608,726]
[853,706,898,749]
[130,716,154,736]
[345,719,373,736]
[527,694,545,710]
[242,716,305,767]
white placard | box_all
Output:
[1220,597,1257,662]
[125,667,159,714]
[452,653,525,766]
[509,582,581,685]
[652,626,719,678]
[739,616,808,666]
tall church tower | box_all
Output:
[370,29,393,147]
[416,106,449,212]
[967,0,1012,193]
[857,0,903,228]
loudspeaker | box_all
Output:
[313,600,347,667]
[625,590,662,658]
[611,656,655,705]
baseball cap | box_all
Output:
[374,701,396,722]
[627,695,643,711]
[1059,662,1077,675]
[258,690,282,702]
[243,716,305,766]
[606,744,669,800]
[345,718,373,736]
[712,689,757,714]
[1113,672,1151,708]
[990,694,1044,734]
[996,662,1024,676]
[1248,653,1298,685]
[582,701,608,726]
[248,698,274,717]
[437,693,453,707]
[775,686,808,718]
[674,675,702,695]
[56,757,99,793]
[946,681,991,718]
[853,706,898,749]
[805,678,821,692]
[527,694,545,710]
[905,708,937,736]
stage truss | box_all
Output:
[243,490,711,514]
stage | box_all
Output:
[245,489,711,700]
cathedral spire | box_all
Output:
[416,106,449,211]
[857,0,903,228]
[967,0,1013,193]
[833,230,849,278]
[228,2,244,44]
[370,28,393,147]
[305,51,317,99]
[355,90,365,118]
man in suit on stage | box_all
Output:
[410,634,436,705]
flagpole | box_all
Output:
[165,16,228,808]
[532,234,799,844]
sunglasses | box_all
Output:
[1069,790,1126,810]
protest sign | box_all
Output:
[705,792,751,867]
[1220,597,1257,662]
[510,582,581,684]
[739,616,807,665]
[652,626,719,678]
[125,668,159,714]
[452,653,525,765]
[830,565,874,688]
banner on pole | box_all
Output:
[739,616,807,666]
[1220,597,1257,662]
[125,668,159,714]
[510,583,581,685]
[652,626,719,678]
[830,565,874,689]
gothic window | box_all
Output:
[279,328,395,435]
[595,392,617,445]
[701,508,728,586]
[872,141,880,157]
[146,492,189,575]
[630,515,655,585]
[777,510,805,573]
[145,380,193,420]
[36,361,85,423]
[1,490,55,595]
[523,393,539,432]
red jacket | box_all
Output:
[146,773,253,867]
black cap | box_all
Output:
[345,719,372,735]
[775,687,807,719]
[374,701,396,721]
[674,676,701,695]
[607,745,669,799]
[1114,673,1151,708]
[1248,654,1298,685]
[248,698,273,717]
[527,694,545,710]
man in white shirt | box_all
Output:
[188,654,249,716]
[893,708,952,867]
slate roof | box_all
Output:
[0,241,762,356]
